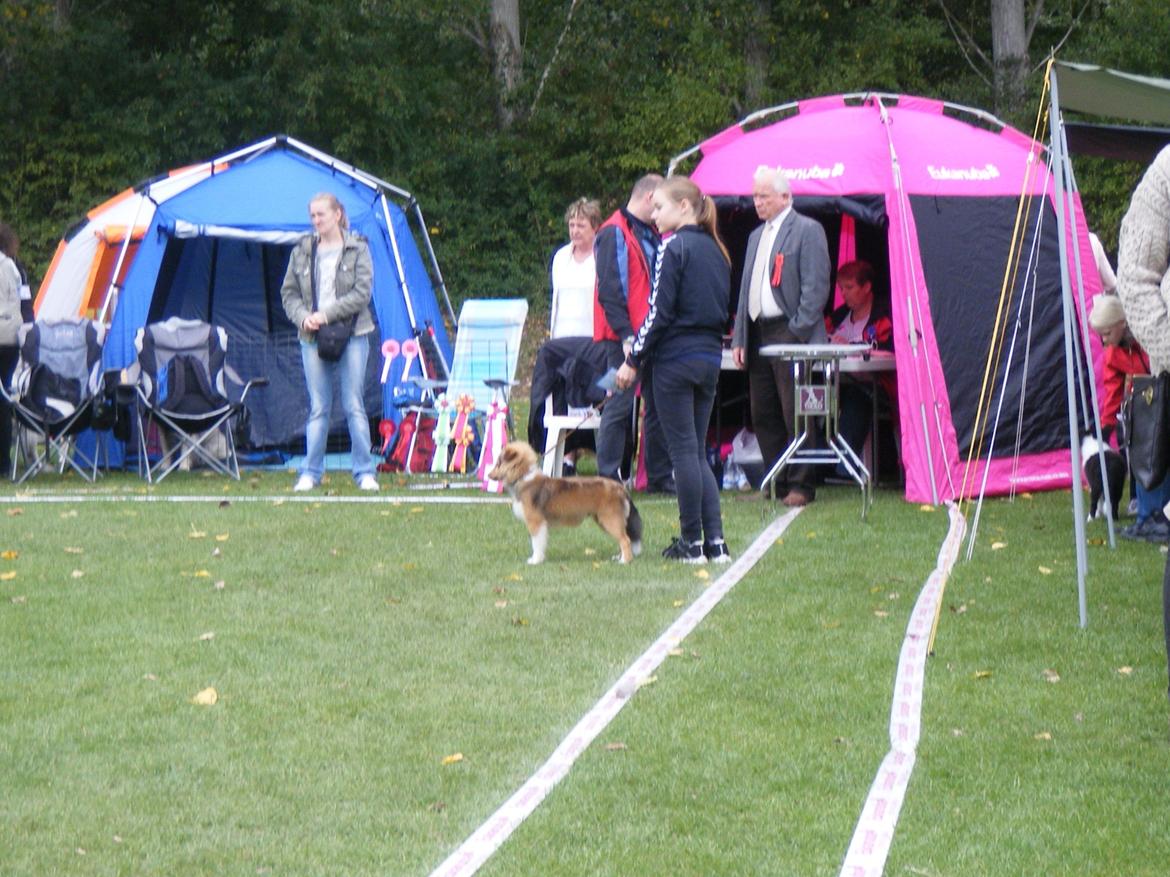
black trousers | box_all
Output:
[747,318,816,497]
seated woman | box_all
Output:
[825,260,894,475]
[527,198,605,472]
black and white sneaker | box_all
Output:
[662,537,706,564]
[704,539,731,564]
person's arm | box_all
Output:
[790,220,831,341]
[279,242,312,331]
[628,238,680,368]
[1118,147,1170,371]
[594,226,635,341]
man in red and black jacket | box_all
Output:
[593,174,672,490]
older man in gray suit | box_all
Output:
[731,165,831,506]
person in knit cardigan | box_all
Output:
[1117,144,1170,704]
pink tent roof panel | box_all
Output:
[691,95,1052,200]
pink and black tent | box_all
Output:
[670,93,1103,504]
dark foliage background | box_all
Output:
[2,0,1167,312]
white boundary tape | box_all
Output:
[838,503,966,877]
[0,493,506,505]
[430,508,803,877]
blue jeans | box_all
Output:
[1136,471,1170,523]
[299,334,375,482]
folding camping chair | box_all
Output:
[1,318,115,483]
[126,317,267,483]
[446,299,528,423]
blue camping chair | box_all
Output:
[391,299,528,472]
[2,318,116,483]
[445,298,529,422]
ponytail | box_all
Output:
[658,177,730,264]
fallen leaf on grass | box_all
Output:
[410,507,424,514]
[188,527,207,539]
[1117,666,1134,676]
[1042,668,1061,683]
[1038,566,1053,575]
[951,728,965,737]
[918,505,935,512]
[991,541,1007,550]
[441,752,464,766]
[694,569,709,580]
[511,616,529,626]
[64,546,84,555]
[193,570,210,578]
[672,599,684,608]
[636,675,658,689]
[494,600,508,608]
[143,673,158,681]
[215,534,229,542]
[605,741,628,751]
[0,571,15,581]
[428,801,447,812]
[191,687,218,706]
[196,631,215,641]
[6,508,22,516]
[70,569,85,579]
[1034,731,1052,741]
[951,603,968,614]
[0,550,17,560]
[59,510,77,519]
[506,573,523,582]
[668,648,684,657]
[583,548,596,556]
[211,547,222,558]
[974,670,993,680]
[873,609,889,618]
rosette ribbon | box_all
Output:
[448,394,476,473]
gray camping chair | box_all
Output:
[1,318,116,483]
[126,317,267,483]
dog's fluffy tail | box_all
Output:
[626,497,643,557]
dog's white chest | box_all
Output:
[511,500,525,521]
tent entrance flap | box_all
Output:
[910,194,1072,459]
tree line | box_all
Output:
[2,0,1165,310]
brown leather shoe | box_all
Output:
[781,490,812,507]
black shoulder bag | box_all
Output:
[310,238,357,362]
[1123,371,1170,489]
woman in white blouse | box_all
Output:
[548,198,601,339]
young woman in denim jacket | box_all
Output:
[280,192,378,492]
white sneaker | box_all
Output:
[293,474,316,492]
[358,474,379,492]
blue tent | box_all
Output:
[104,135,455,447]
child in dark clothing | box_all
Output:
[615,176,731,564]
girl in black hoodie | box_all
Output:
[615,176,731,564]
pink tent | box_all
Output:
[672,93,1103,504]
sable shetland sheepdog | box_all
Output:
[1082,434,1127,522]
[488,441,643,565]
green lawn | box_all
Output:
[1,471,1167,876]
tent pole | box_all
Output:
[1054,118,1117,549]
[1049,64,1090,628]
[378,194,418,333]
[411,201,457,330]
[98,191,152,325]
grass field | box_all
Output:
[2,469,1168,876]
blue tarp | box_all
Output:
[105,143,453,447]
